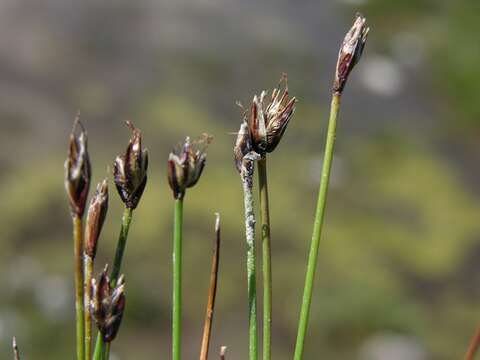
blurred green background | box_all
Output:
[1,0,480,359]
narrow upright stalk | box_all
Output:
[465,326,480,360]
[94,206,133,359]
[173,198,184,360]
[257,157,272,360]
[241,155,258,360]
[293,94,341,360]
[84,255,94,360]
[199,214,221,360]
[13,337,20,360]
[110,207,133,285]
[73,215,85,360]
[93,339,106,360]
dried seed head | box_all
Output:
[85,179,109,258]
[264,76,296,152]
[90,265,126,343]
[65,116,91,217]
[333,13,369,94]
[233,120,252,174]
[167,134,212,199]
[247,75,296,154]
[249,92,268,153]
[113,121,148,209]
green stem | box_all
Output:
[94,206,133,359]
[173,198,184,360]
[293,94,341,360]
[84,255,94,360]
[241,157,258,360]
[73,215,85,360]
[257,157,272,360]
[92,338,106,360]
[110,207,134,285]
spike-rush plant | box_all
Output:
[12,13,380,360]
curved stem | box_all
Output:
[84,255,94,360]
[173,198,184,360]
[293,94,341,360]
[257,157,272,360]
[73,215,85,360]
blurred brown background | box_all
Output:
[1,0,480,359]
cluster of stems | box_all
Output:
[231,13,369,360]
[64,120,146,360]
[58,12,369,360]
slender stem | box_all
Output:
[293,94,341,360]
[110,207,133,285]
[84,255,94,360]
[241,155,258,360]
[73,215,85,360]
[94,206,133,359]
[465,326,480,360]
[200,214,221,360]
[173,198,184,360]
[257,157,272,360]
[13,337,20,360]
[92,338,106,360]
[105,343,111,358]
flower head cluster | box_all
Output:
[167,134,212,199]
[90,265,126,343]
[333,14,369,94]
[247,76,296,155]
[113,121,148,209]
[65,117,91,217]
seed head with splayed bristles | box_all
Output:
[167,134,212,199]
[65,116,91,217]
[113,121,148,209]
[333,13,369,94]
[90,265,126,343]
[248,75,296,154]
[85,179,108,258]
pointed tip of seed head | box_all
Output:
[125,120,135,131]
[71,112,86,135]
[73,109,81,125]
[215,213,220,233]
[117,274,125,285]
[220,346,227,359]
[13,336,20,359]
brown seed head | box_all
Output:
[85,179,109,258]
[113,121,148,209]
[167,134,212,199]
[90,265,126,343]
[247,75,296,154]
[65,116,91,217]
[333,13,369,94]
